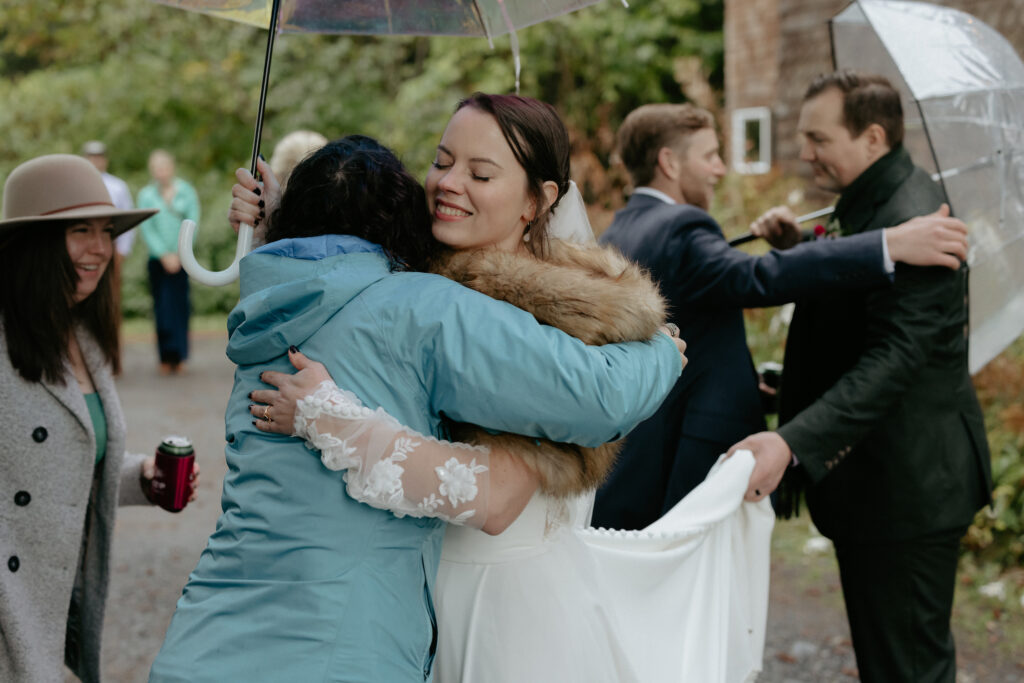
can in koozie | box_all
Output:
[152,435,195,513]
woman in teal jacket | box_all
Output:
[150,137,680,682]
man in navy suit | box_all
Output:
[591,103,969,531]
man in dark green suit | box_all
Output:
[732,72,992,682]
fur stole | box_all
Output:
[432,240,666,497]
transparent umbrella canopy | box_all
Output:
[831,0,1024,374]
[154,0,609,36]
[153,0,620,285]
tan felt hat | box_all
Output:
[1,154,157,238]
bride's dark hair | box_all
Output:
[456,93,571,258]
[264,135,440,272]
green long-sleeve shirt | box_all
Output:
[136,178,200,258]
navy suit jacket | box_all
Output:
[592,192,891,530]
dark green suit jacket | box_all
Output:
[777,145,992,543]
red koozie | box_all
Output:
[152,435,195,512]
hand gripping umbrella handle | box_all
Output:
[178,219,253,286]
[727,206,836,247]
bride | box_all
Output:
[248,93,773,682]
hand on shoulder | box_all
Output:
[884,203,967,270]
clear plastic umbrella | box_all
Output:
[153,0,622,285]
[831,0,1024,374]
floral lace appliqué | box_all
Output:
[437,457,487,506]
[293,380,489,527]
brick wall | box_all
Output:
[723,0,784,166]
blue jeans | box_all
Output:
[147,258,190,365]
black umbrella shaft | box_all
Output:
[250,0,282,176]
[728,232,759,247]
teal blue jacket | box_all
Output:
[150,236,680,682]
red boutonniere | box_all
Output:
[813,219,841,240]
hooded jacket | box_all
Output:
[150,235,680,683]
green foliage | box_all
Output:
[969,439,1024,563]
[1,0,722,317]
[964,335,1024,568]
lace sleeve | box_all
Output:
[295,381,490,528]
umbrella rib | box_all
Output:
[495,0,522,93]
[471,1,494,47]
[912,97,950,212]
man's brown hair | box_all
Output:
[617,104,715,187]
[804,70,904,148]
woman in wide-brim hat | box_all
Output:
[0,154,199,683]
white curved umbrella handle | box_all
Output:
[178,219,253,286]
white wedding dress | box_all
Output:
[436,457,773,683]
[294,381,774,683]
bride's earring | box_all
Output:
[523,220,533,242]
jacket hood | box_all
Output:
[226,235,390,365]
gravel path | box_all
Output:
[87,334,1022,681]
[92,334,234,681]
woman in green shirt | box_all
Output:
[136,149,200,375]
[0,154,199,682]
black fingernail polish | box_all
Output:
[247,391,253,400]
[254,187,261,196]
[289,345,299,354]
[252,420,258,427]
[258,153,266,161]
[258,199,265,208]
[259,210,265,218]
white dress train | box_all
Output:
[435,452,773,683]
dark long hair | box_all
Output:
[456,93,571,258]
[0,222,120,384]
[264,135,440,272]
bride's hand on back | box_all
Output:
[228,157,280,239]
[249,347,331,435]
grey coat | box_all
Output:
[0,320,149,683]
